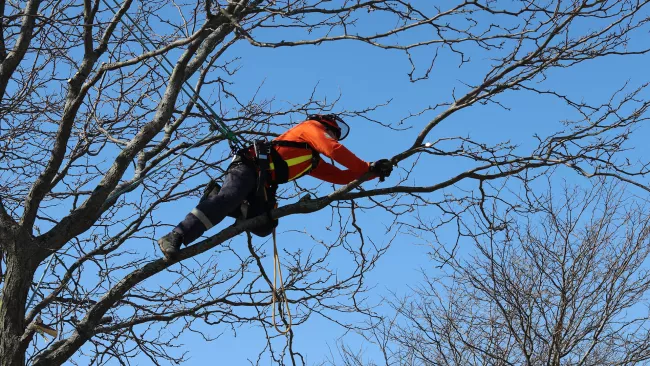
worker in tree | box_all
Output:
[157,114,394,259]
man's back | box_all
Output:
[274,120,371,184]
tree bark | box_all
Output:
[0,235,36,366]
[0,0,43,101]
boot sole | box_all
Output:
[157,239,178,260]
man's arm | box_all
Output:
[309,160,370,185]
[300,121,371,173]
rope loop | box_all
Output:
[271,229,292,334]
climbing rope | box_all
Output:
[98,0,251,202]
[103,0,247,152]
[271,228,292,334]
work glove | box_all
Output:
[370,159,394,182]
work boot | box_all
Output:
[157,231,183,259]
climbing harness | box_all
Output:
[232,138,320,206]
[253,140,272,199]
[271,228,292,334]
[247,139,320,185]
[270,140,321,183]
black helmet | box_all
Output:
[307,114,350,140]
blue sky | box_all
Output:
[18,2,650,364]
[157,36,650,365]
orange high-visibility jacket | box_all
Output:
[270,120,372,185]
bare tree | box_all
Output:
[350,180,650,366]
[1,0,650,365]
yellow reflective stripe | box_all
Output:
[269,154,312,171]
[289,164,313,181]
[284,154,312,167]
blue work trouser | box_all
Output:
[174,162,275,244]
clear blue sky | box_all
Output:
[48,4,650,365]
[167,45,649,365]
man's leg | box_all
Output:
[244,192,278,238]
[158,162,256,257]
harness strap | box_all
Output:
[271,140,311,149]
[269,140,320,184]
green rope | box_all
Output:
[98,0,252,201]
[103,0,247,150]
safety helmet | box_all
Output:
[307,114,350,140]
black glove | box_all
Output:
[370,159,393,182]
